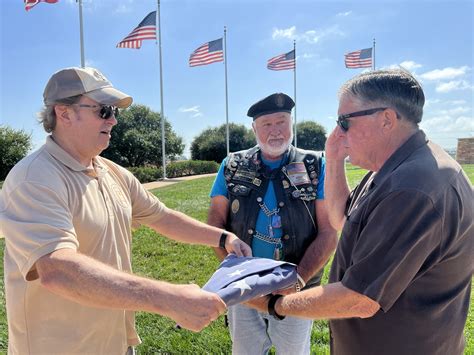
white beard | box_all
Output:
[256,131,293,158]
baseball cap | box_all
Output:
[43,67,133,108]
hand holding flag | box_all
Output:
[203,254,298,306]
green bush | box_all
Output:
[166,160,219,178]
[127,160,219,183]
[127,166,162,183]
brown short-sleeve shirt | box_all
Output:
[0,136,168,354]
[329,130,474,355]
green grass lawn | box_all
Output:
[0,164,472,353]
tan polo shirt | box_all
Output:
[0,136,168,355]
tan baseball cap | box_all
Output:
[43,67,133,108]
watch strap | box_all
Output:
[268,294,285,320]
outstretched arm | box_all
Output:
[36,248,226,332]
[207,195,232,261]
[148,206,251,257]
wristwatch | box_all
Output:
[295,273,306,292]
[268,294,285,320]
[219,232,228,249]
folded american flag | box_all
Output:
[203,254,297,306]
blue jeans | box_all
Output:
[228,303,313,355]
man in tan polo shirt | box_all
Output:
[0,66,252,355]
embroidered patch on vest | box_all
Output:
[285,162,310,186]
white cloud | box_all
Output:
[84,59,96,67]
[424,98,440,108]
[421,114,474,133]
[179,106,203,117]
[399,61,422,71]
[272,25,344,44]
[446,100,467,105]
[436,80,473,93]
[419,66,470,81]
[425,99,469,108]
[115,4,132,14]
[387,61,422,72]
[337,11,352,17]
[272,26,296,40]
[179,106,200,113]
[436,107,471,116]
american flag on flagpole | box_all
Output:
[24,0,58,11]
[117,11,157,49]
[189,39,224,67]
[267,50,295,71]
[344,48,373,68]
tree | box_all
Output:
[102,104,184,167]
[0,125,32,180]
[294,121,327,151]
[191,123,256,162]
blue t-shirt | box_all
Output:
[210,155,326,259]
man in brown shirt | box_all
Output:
[0,66,251,354]
[246,69,473,355]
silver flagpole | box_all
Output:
[157,0,166,179]
[293,40,297,148]
[224,27,230,156]
[78,0,85,67]
[373,38,376,71]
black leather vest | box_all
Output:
[224,145,324,286]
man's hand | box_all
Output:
[325,126,348,161]
[244,294,271,313]
[169,284,226,332]
[225,233,252,257]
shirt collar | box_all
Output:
[45,135,109,178]
[372,130,428,187]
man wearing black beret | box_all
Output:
[208,93,337,354]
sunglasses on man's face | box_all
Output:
[72,104,119,120]
[336,107,387,132]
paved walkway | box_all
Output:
[143,173,217,190]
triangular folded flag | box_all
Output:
[203,254,297,306]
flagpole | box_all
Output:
[293,40,297,148]
[224,27,230,156]
[157,0,167,179]
[372,38,376,71]
[78,0,85,67]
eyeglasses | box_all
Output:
[70,104,119,120]
[336,107,387,132]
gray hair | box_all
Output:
[339,69,425,125]
[37,95,82,133]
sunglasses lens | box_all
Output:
[99,106,116,119]
[337,118,349,132]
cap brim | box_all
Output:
[84,87,133,108]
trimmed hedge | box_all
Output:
[127,160,219,183]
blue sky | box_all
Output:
[1,0,473,157]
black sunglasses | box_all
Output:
[337,107,387,132]
[72,104,119,120]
